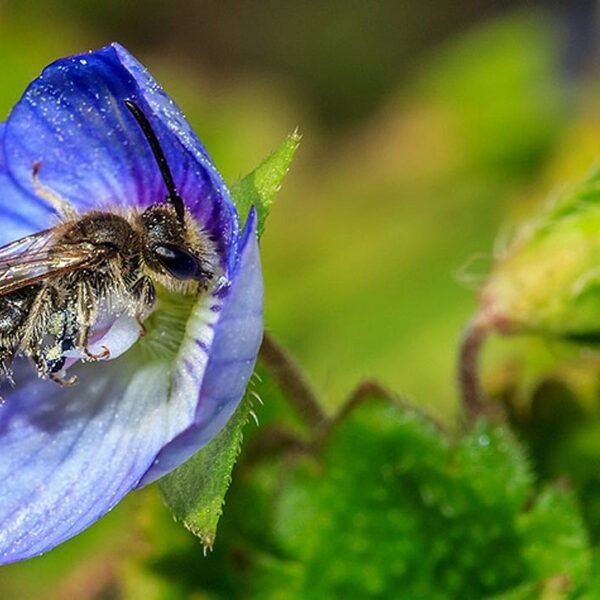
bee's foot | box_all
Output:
[50,372,79,387]
[84,345,110,361]
[136,316,147,337]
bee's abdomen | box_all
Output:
[0,285,40,380]
[0,286,38,334]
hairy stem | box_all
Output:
[458,316,489,426]
[337,380,393,418]
[259,332,328,429]
[315,379,446,444]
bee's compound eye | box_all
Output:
[153,244,205,280]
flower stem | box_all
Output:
[333,379,395,424]
[458,316,489,426]
[315,378,446,444]
[259,332,328,429]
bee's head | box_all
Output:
[125,99,216,289]
[140,204,215,287]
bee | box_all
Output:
[0,99,219,386]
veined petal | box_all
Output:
[111,44,240,274]
[0,356,171,563]
[0,210,262,563]
[2,44,239,272]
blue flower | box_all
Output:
[0,43,263,563]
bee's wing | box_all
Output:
[0,227,57,261]
[0,228,103,296]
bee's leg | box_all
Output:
[27,333,78,386]
[40,309,79,386]
[74,281,109,361]
[21,286,59,376]
[0,346,16,387]
[80,328,110,361]
[132,277,156,335]
[49,371,78,386]
[18,287,78,385]
[32,161,78,220]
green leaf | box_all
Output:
[158,395,253,550]
[230,130,301,237]
[456,420,532,513]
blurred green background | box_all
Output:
[2,0,600,597]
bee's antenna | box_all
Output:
[124,99,185,224]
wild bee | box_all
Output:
[0,99,218,385]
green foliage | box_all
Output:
[502,377,600,546]
[256,401,585,599]
[231,131,301,237]
[158,396,253,549]
[517,487,590,586]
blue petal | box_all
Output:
[2,44,239,272]
[0,210,262,563]
[0,123,55,244]
[0,357,173,563]
[139,208,263,485]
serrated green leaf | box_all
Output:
[158,395,253,550]
[231,130,301,237]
